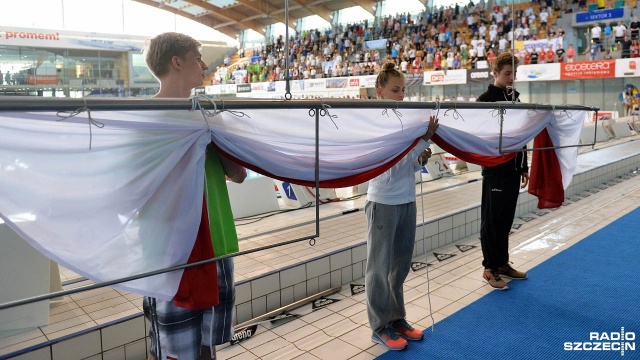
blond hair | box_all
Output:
[375,62,405,89]
[145,32,201,79]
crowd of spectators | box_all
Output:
[210,0,639,85]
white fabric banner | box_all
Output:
[0,104,587,299]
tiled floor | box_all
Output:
[1,136,639,359]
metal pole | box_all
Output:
[0,96,598,112]
[235,285,341,329]
[0,233,317,311]
[315,107,320,237]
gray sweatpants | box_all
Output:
[365,200,416,332]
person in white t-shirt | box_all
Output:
[498,36,508,53]
[539,9,549,30]
[490,28,498,42]
[615,21,627,44]
[479,24,487,38]
[591,23,602,46]
[400,59,409,72]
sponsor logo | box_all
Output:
[456,244,476,252]
[236,83,251,93]
[564,62,611,71]
[230,324,258,345]
[1,31,60,41]
[630,61,637,70]
[564,328,636,356]
[433,252,456,261]
[350,283,365,295]
[349,78,360,87]
[251,83,266,91]
[312,297,340,309]
[411,262,429,271]
[470,71,490,79]
[431,74,445,82]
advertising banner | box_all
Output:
[326,78,349,89]
[363,39,388,50]
[516,63,561,81]
[250,82,269,92]
[467,68,495,84]
[358,75,377,88]
[0,26,144,51]
[305,78,326,90]
[27,74,59,85]
[236,84,251,93]
[615,58,640,77]
[423,69,466,85]
[405,73,424,86]
[560,60,615,79]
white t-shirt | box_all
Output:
[499,38,508,50]
[591,26,602,40]
[539,11,549,23]
[400,61,408,72]
[616,25,627,37]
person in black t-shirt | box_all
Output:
[530,50,539,64]
[476,52,529,290]
[621,34,633,58]
[556,47,566,62]
[630,16,640,40]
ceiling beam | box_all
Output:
[350,0,377,16]
[132,0,239,39]
[290,0,333,23]
[234,0,297,29]
[182,0,265,34]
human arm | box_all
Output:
[219,154,247,183]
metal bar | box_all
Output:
[235,285,341,329]
[500,143,598,153]
[0,233,318,311]
[0,96,598,112]
[593,110,599,148]
[315,108,320,238]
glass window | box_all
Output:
[584,79,604,111]
[549,82,564,105]
[566,80,581,106]
[530,81,547,105]
[603,78,624,113]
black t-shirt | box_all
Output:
[556,48,566,59]
[631,22,640,33]
[530,52,539,64]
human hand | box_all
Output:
[418,148,433,166]
[422,115,439,142]
[521,172,529,189]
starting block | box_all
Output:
[420,153,452,181]
[274,180,338,208]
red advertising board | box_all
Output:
[28,75,59,84]
[560,60,615,79]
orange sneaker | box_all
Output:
[372,325,408,350]
[391,319,424,341]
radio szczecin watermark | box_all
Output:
[564,328,636,356]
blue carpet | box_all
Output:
[378,206,640,360]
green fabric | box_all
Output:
[204,147,239,256]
